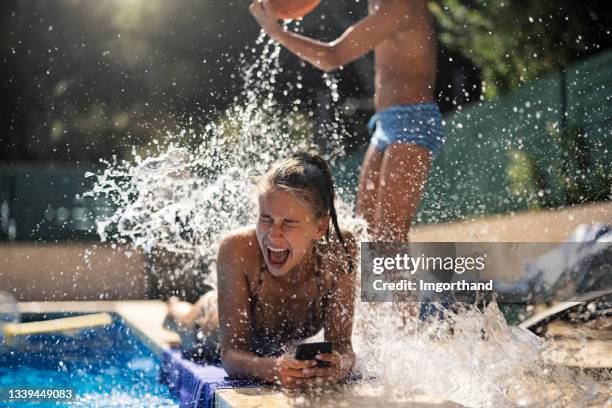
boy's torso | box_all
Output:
[370,0,436,110]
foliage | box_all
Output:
[429,0,612,97]
[506,124,611,208]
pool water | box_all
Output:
[0,313,179,407]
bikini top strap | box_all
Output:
[250,261,266,308]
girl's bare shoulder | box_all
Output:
[217,227,261,268]
[320,229,357,282]
[327,229,358,257]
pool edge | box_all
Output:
[17,300,180,359]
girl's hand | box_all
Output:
[249,0,282,35]
[297,351,353,386]
[274,354,318,389]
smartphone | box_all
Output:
[295,342,333,367]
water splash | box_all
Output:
[86,28,347,284]
[0,291,20,327]
[352,301,610,407]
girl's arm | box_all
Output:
[216,232,277,382]
[322,264,357,374]
[250,0,413,72]
[302,233,358,383]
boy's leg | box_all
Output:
[375,143,432,241]
[357,145,385,236]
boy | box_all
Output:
[250,0,443,242]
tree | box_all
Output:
[430,0,612,97]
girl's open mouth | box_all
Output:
[267,245,290,268]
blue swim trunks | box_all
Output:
[368,103,444,154]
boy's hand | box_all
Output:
[249,0,282,35]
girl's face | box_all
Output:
[256,188,329,277]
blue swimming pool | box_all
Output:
[0,313,179,407]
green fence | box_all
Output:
[0,165,112,241]
[338,51,612,225]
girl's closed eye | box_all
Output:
[283,220,299,229]
[259,215,273,223]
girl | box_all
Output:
[167,152,357,388]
